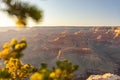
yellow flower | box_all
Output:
[55,68,62,75]
[5,58,22,72]
[15,44,21,50]
[49,72,56,78]
[20,43,26,49]
[0,48,10,59]
[41,69,47,73]
[30,72,43,80]
[10,38,17,46]
[3,48,10,54]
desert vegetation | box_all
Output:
[0,38,78,80]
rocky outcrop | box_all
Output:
[87,73,120,80]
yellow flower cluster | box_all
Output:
[4,58,33,79]
[49,68,62,79]
[0,39,78,80]
[0,39,32,80]
[10,38,17,47]
[30,72,44,80]
[5,58,22,79]
[5,58,21,71]
[0,38,27,60]
[30,60,78,80]
[18,64,33,78]
[49,68,74,80]
[0,47,10,59]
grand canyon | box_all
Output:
[0,27,120,79]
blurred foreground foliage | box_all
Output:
[0,0,43,27]
[0,0,79,80]
[0,39,79,80]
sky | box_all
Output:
[0,0,120,26]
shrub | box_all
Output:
[0,39,78,80]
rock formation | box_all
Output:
[87,73,120,80]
